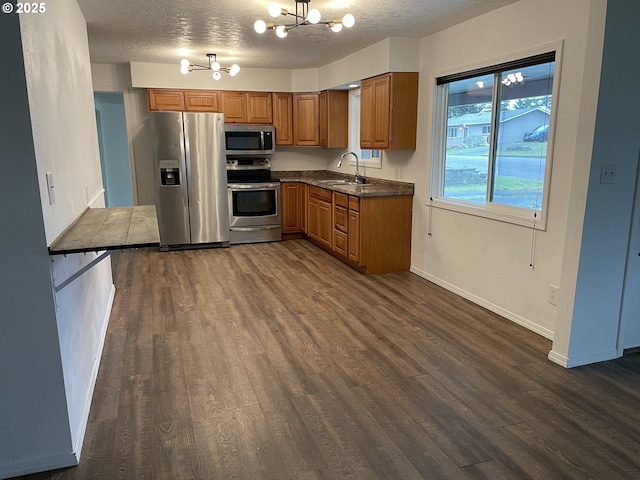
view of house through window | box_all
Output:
[435,53,556,217]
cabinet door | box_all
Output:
[307,187,332,248]
[148,89,185,111]
[371,74,391,149]
[281,182,302,233]
[316,200,332,248]
[273,93,294,146]
[348,209,360,263]
[293,93,320,146]
[247,92,273,124]
[323,90,349,148]
[220,91,247,123]
[307,196,321,241]
[184,90,219,112]
[359,80,374,149]
[319,91,328,148]
[348,196,360,263]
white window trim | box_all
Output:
[429,40,564,231]
[349,88,382,169]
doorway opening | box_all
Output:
[94,92,133,207]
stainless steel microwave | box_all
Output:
[225,124,275,156]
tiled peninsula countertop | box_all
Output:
[273,170,414,197]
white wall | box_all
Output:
[409,0,606,342]
[551,0,640,365]
[129,37,421,92]
[0,0,115,476]
[0,13,74,479]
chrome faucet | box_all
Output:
[337,151,364,184]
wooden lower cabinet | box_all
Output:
[282,182,303,233]
[288,184,412,274]
[357,195,412,274]
[348,197,360,263]
[307,186,332,248]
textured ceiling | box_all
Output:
[76,0,519,70]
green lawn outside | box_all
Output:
[447,141,547,158]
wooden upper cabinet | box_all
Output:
[184,90,219,112]
[293,93,320,146]
[273,92,293,146]
[293,91,348,148]
[359,81,374,148]
[359,72,419,150]
[219,91,272,124]
[220,91,248,123]
[148,89,185,111]
[321,90,348,148]
[247,92,273,124]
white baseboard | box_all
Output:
[71,283,115,458]
[0,452,78,480]
[409,266,555,340]
[548,347,619,368]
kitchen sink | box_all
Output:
[317,179,362,185]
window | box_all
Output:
[349,88,381,168]
[432,51,557,227]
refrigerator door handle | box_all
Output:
[182,119,190,209]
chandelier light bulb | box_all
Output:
[254,19,267,33]
[331,22,343,33]
[268,2,282,17]
[180,58,190,68]
[229,64,240,76]
[212,61,221,71]
[213,71,221,80]
[276,25,288,38]
[342,13,355,28]
[180,65,190,75]
[307,8,321,24]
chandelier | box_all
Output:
[180,53,240,80]
[254,0,355,38]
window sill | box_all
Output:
[428,198,547,231]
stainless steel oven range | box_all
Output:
[226,157,281,245]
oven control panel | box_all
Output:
[226,158,271,171]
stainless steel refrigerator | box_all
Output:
[151,112,229,249]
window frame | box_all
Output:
[348,88,382,169]
[430,42,563,230]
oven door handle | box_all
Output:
[228,182,281,189]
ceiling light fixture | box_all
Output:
[180,53,240,80]
[254,0,354,39]
[501,72,524,87]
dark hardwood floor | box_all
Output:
[20,240,640,479]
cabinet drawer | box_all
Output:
[334,205,348,232]
[333,229,348,257]
[349,196,360,212]
[309,186,332,203]
[334,192,348,208]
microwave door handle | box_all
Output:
[260,131,264,152]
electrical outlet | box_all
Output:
[398,168,404,180]
[600,164,616,184]
[548,285,559,306]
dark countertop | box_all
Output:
[273,170,414,197]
